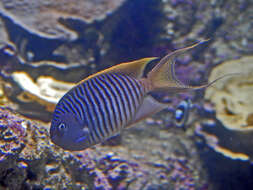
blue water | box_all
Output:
[0,0,252,189]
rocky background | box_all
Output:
[0,0,252,189]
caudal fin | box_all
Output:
[147,40,237,93]
[184,73,241,90]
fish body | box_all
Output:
[51,73,148,150]
[50,40,215,151]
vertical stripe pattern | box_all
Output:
[54,73,145,145]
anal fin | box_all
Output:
[127,96,167,128]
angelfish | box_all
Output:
[50,41,221,151]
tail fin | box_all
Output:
[184,73,241,90]
[147,40,238,93]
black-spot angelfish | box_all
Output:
[50,40,221,151]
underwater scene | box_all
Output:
[0,0,252,189]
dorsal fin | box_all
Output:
[79,57,157,84]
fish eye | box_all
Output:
[58,123,67,131]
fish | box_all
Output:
[174,99,193,129]
[50,40,224,151]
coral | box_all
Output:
[193,56,253,164]
[205,56,253,131]
[11,71,74,112]
[0,45,90,121]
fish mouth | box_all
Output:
[50,134,63,149]
[75,135,87,143]
[75,127,90,143]
[50,131,57,143]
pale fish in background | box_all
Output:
[174,98,193,129]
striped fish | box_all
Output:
[50,40,221,151]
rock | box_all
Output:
[0,0,127,62]
[0,0,126,41]
[0,106,208,189]
[0,17,8,44]
[194,117,253,190]
[0,107,88,189]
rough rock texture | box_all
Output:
[0,0,127,62]
[162,0,252,55]
[0,107,208,189]
[0,18,8,44]
[0,107,88,189]
[161,0,252,89]
[0,0,126,40]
